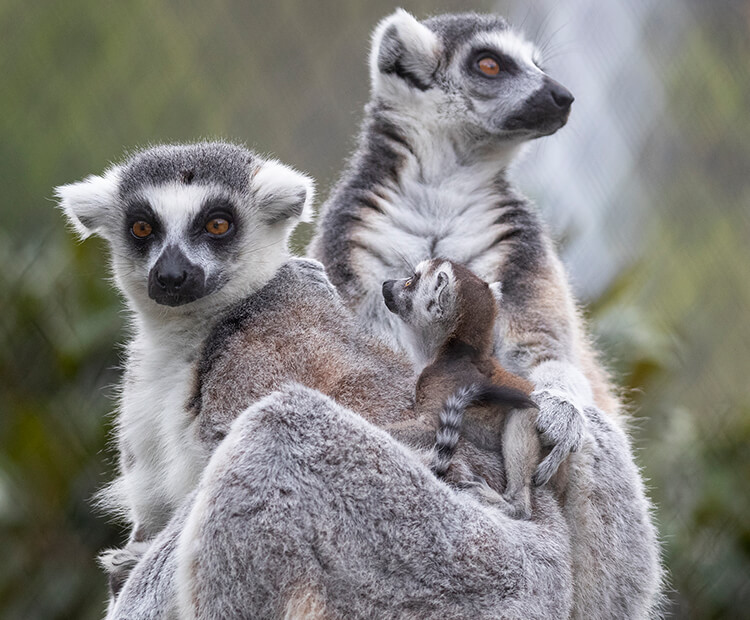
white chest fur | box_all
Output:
[352,166,513,344]
[117,327,209,535]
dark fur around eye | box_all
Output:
[192,198,238,240]
[124,200,160,252]
[467,49,521,78]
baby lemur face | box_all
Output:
[56,142,314,317]
[384,258,503,366]
[383,259,458,346]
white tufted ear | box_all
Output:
[54,166,121,240]
[253,159,316,225]
[369,9,441,93]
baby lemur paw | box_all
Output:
[459,478,532,520]
[531,389,586,487]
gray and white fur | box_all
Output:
[311,9,662,616]
[107,382,663,619]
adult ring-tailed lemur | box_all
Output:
[310,10,663,617]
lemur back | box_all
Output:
[383,259,542,518]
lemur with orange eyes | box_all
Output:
[383,258,543,518]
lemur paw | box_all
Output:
[531,390,586,487]
[292,258,337,293]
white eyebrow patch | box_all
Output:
[138,183,221,239]
[471,30,541,69]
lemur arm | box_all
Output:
[491,239,606,486]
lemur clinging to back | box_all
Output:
[309,9,616,486]
[383,258,543,519]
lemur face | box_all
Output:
[383,259,456,333]
[56,142,314,315]
[371,10,573,143]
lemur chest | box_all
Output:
[119,342,208,530]
[352,182,510,285]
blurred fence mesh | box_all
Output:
[1,0,748,618]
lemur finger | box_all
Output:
[533,443,571,487]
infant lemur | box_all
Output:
[383,259,541,519]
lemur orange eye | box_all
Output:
[131,221,153,238]
[478,56,500,76]
[404,278,413,288]
[206,218,230,236]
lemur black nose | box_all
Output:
[154,255,188,292]
[148,245,206,306]
[156,269,187,290]
[548,81,574,110]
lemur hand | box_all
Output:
[530,389,585,486]
[292,258,338,294]
[529,361,593,487]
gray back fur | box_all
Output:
[108,384,663,619]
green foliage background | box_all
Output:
[0,1,748,618]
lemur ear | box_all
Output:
[253,159,316,226]
[370,9,441,92]
[436,271,450,314]
[54,166,121,240]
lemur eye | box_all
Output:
[206,218,231,236]
[404,278,413,288]
[477,56,501,76]
[131,221,153,239]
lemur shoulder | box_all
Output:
[383,259,544,518]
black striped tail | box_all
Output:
[430,383,536,479]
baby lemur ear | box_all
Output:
[370,9,441,92]
[54,166,121,240]
[253,159,316,226]
[436,270,451,314]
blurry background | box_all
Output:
[1,0,748,617]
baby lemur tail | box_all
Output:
[431,384,537,479]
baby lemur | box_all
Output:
[383,258,541,518]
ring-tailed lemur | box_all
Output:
[57,142,318,544]
[309,9,615,487]
[60,143,660,619]
[382,258,542,519]
[57,141,418,606]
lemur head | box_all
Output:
[56,142,314,320]
[370,10,573,153]
[383,258,502,364]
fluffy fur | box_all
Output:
[107,383,663,619]
[181,385,574,619]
